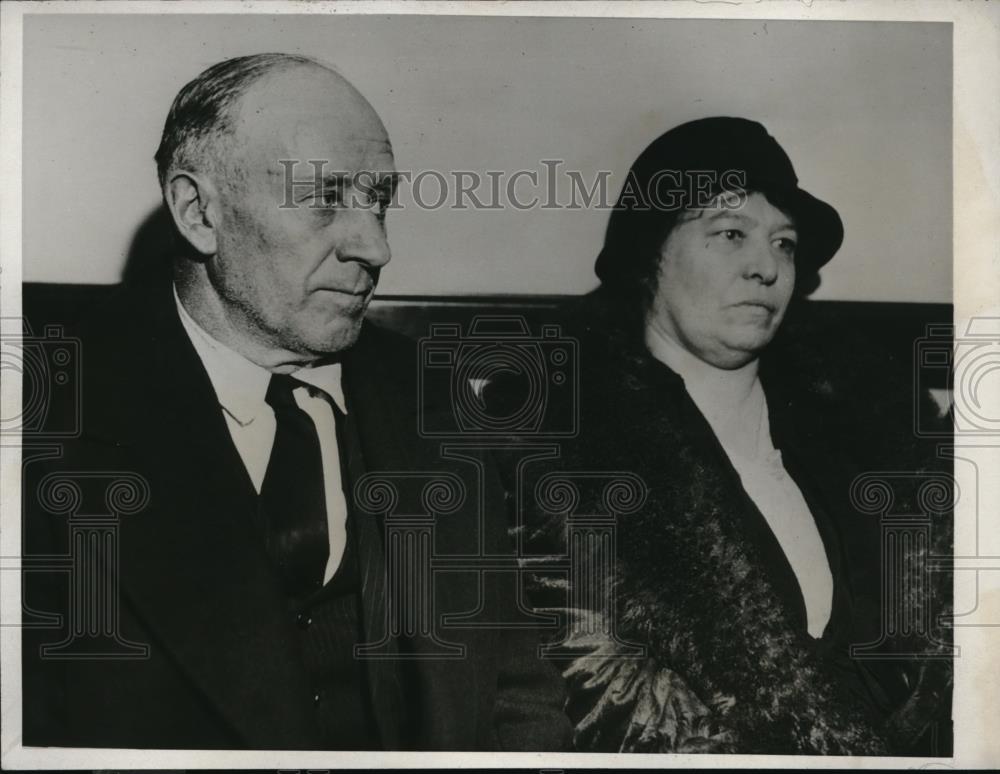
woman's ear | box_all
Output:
[162,171,220,257]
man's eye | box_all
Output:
[719,229,744,241]
[315,190,342,208]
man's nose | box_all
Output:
[742,239,780,285]
[335,205,391,269]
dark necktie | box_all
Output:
[260,373,330,598]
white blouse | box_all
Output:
[645,325,834,638]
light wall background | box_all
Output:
[23,14,951,302]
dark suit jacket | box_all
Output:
[21,282,571,751]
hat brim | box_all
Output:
[776,187,844,273]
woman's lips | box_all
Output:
[733,300,776,312]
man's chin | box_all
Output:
[299,317,365,356]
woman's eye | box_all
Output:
[775,237,797,256]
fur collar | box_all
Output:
[527,301,952,754]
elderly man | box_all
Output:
[22,54,570,751]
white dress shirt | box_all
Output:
[175,289,349,583]
[646,324,834,638]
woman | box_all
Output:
[519,117,952,755]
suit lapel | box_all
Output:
[99,286,322,748]
[343,324,479,749]
[337,381,404,750]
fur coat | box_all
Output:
[511,296,953,756]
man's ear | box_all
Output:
[163,171,220,257]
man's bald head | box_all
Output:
[158,53,396,365]
[154,53,374,192]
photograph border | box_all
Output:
[2,0,997,769]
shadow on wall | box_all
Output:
[122,203,177,288]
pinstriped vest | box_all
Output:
[286,393,382,750]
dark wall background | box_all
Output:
[22,283,952,392]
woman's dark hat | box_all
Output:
[595,116,844,285]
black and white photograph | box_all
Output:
[1,1,997,769]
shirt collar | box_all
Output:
[292,360,348,416]
[174,287,348,424]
